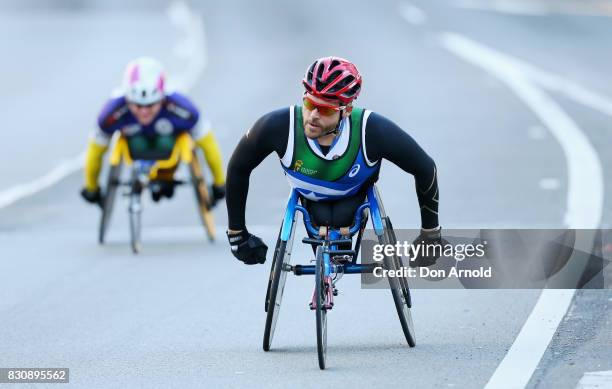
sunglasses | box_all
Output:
[303,95,346,117]
[129,102,160,109]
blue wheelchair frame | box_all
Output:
[263,183,416,365]
[279,186,384,277]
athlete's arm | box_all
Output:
[84,138,109,191]
[195,132,225,186]
[83,97,126,191]
[226,108,290,231]
[364,112,439,229]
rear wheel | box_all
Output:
[379,217,416,347]
[189,151,215,241]
[265,228,282,313]
[315,246,328,370]
[263,221,295,351]
[98,164,121,244]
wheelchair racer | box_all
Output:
[225,56,442,266]
[80,57,226,204]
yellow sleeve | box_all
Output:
[194,132,225,186]
[84,141,109,191]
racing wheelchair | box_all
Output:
[98,132,215,253]
[263,185,415,369]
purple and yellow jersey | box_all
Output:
[92,92,207,146]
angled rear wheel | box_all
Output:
[189,151,215,241]
[374,186,415,347]
[263,221,295,351]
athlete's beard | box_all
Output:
[304,118,340,139]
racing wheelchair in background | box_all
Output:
[263,185,415,369]
[98,132,216,253]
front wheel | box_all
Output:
[129,191,142,254]
[98,163,121,244]
[315,246,328,370]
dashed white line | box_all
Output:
[527,125,547,140]
[453,0,612,17]
[398,1,427,25]
[453,0,552,15]
[539,178,561,190]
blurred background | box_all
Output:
[0,1,611,388]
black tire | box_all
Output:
[385,217,412,308]
[263,222,295,351]
[315,246,328,370]
[98,164,121,244]
[265,228,283,313]
[373,185,415,347]
[379,218,416,347]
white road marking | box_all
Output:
[0,153,84,209]
[0,1,205,211]
[453,0,553,15]
[453,0,612,17]
[441,32,603,228]
[398,1,427,25]
[439,33,603,389]
[576,371,612,389]
[539,178,561,190]
[167,0,207,92]
[528,125,547,140]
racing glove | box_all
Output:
[80,187,102,206]
[211,184,226,206]
[227,229,268,265]
[409,226,448,268]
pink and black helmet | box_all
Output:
[302,56,362,105]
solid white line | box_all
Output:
[439,33,603,389]
[0,1,206,212]
[398,1,428,25]
[0,153,84,209]
[576,371,612,389]
[167,0,207,92]
[441,30,612,117]
[441,32,603,228]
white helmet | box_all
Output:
[122,57,166,105]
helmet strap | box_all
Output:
[316,104,351,139]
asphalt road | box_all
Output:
[0,1,610,388]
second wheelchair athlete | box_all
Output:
[80,57,226,205]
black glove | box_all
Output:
[409,227,448,268]
[211,184,226,206]
[227,229,268,265]
[80,187,102,206]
